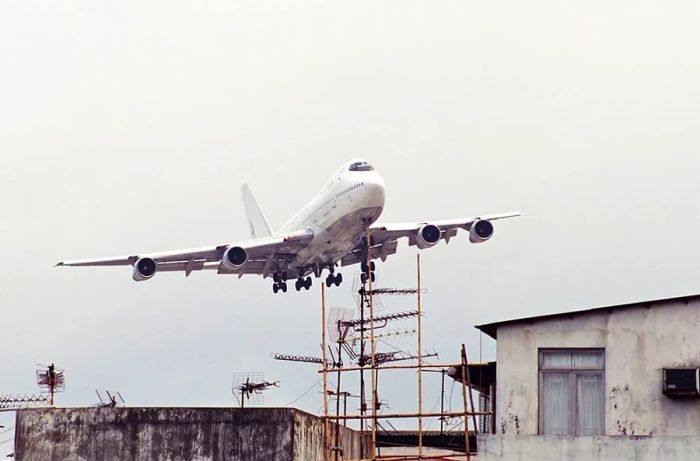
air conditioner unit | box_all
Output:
[662,368,700,398]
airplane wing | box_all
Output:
[370,212,521,243]
[56,229,314,280]
[341,212,520,266]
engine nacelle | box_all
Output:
[221,246,249,271]
[132,257,157,281]
[416,224,441,249]
[469,219,494,243]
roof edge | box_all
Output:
[475,292,700,340]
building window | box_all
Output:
[538,349,605,436]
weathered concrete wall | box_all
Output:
[479,434,700,461]
[15,407,365,461]
[291,410,365,461]
[495,298,700,436]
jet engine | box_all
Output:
[469,219,494,243]
[221,246,248,271]
[416,224,441,249]
[132,257,157,281]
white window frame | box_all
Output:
[538,348,606,435]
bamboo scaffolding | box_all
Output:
[318,362,463,374]
[416,254,423,459]
[367,227,378,458]
[322,284,330,461]
[324,410,491,420]
[459,345,471,460]
[318,248,490,460]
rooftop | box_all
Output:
[475,292,700,340]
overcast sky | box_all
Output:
[2,0,700,441]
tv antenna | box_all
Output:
[36,363,64,406]
[95,390,125,408]
[231,372,279,408]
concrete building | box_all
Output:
[14,407,366,461]
[474,293,700,460]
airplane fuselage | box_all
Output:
[277,161,386,271]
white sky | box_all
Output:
[2,0,700,441]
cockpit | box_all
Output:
[348,161,374,172]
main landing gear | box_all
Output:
[360,260,376,283]
[272,272,288,294]
[295,276,313,291]
[325,272,342,287]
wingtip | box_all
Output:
[54,262,65,267]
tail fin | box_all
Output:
[241,183,273,239]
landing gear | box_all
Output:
[273,272,288,283]
[325,272,342,287]
[360,260,376,284]
[272,281,288,293]
[295,276,312,291]
[361,261,375,273]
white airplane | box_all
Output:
[57,159,520,293]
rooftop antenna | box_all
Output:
[95,390,125,408]
[231,372,279,408]
[36,363,64,406]
[0,394,50,411]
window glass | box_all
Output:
[542,351,572,368]
[576,374,605,435]
[542,372,571,435]
[542,351,603,369]
[539,349,605,436]
[349,161,374,172]
[572,352,604,369]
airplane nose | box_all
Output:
[365,174,386,208]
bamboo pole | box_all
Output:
[367,227,377,459]
[460,344,472,460]
[318,362,464,374]
[322,283,330,461]
[324,410,491,420]
[416,254,423,459]
[464,345,479,437]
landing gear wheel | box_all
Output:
[370,272,375,283]
[295,279,302,291]
[325,276,332,287]
[273,284,279,294]
[273,273,280,283]
[305,277,312,290]
[370,261,375,272]
[361,273,368,283]
[281,272,288,282]
[280,282,288,293]
[361,261,368,273]
[335,273,343,286]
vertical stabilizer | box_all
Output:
[241,183,274,239]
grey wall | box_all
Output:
[15,407,365,461]
[494,298,700,436]
[479,434,700,461]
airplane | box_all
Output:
[56,159,520,293]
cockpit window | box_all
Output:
[349,161,374,172]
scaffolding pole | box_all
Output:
[367,226,378,459]
[416,254,423,459]
[322,284,330,461]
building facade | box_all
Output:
[476,294,700,460]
